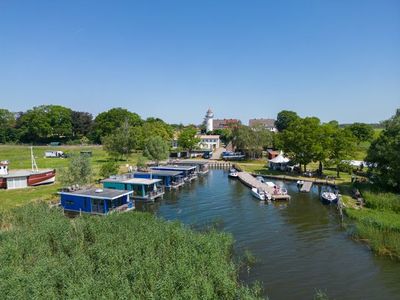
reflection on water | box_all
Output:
[137,170,400,300]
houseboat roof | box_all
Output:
[58,188,133,200]
[171,160,209,166]
[134,170,182,177]
[151,165,197,171]
[102,177,162,185]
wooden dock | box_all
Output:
[237,172,291,201]
[300,181,313,192]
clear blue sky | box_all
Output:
[0,0,399,125]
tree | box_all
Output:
[177,127,200,153]
[212,128,233,145]
[16,105,73,143]
[0,109,16,143]
[366,109,400,191]
[275,110,300,132]
[142,118,173,143]
[277,117,322,172]
[232,125,273,158]
[71,111,93,138]
[99,160,120,179]
[328,127,356,178]
[102,121,138,159]
[348,123,374,145]
[59,154,92,186]
[91,108,142,143]
[143,136,170,165]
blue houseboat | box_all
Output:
[132,170,184,189]
[59,188,134,215]
[150,165,198,182]
[102,176,165,201]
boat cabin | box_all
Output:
[131,170,184,189]
[59,188,134,215]
[150,165,197,181]
[102,176,165,201]
[170,160,209,175]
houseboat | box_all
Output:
[150,165,198,182]
[169,160,209,175]
[59,188,134,215]
[102,176,165,202]
[131,171,184,189]
[0,148,56,190]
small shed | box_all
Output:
[59,188,134,215]
[268,152,290,171]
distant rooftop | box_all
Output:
[102,177,161,185]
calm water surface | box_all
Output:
[138,170,400,299]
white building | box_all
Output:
[204,108,214,132]
[197,135,220,150]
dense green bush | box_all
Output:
[0,204,261,299]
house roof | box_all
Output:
[59,188,133,200]
[197,135,220,139]
[102,177,161,185]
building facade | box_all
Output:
[197,135,220,150]
[213,119,241,130]
[249,118,277,132]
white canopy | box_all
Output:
[269,153,290,164]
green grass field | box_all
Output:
[0,145,141,211]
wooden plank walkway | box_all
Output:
[300,181,313,192]
[237,172,290,201]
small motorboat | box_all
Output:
[296,180,304,187]
[228,168,238,178]
[321,192,338,205]
[251,187,271,201]
[256,176,265,183]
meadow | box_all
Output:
[0,145,140,211]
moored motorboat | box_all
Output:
[321,192,338,205]
[251,187,271,201]
[228,168,238,178]
[296,180,304,187]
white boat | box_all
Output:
[265,181,275,187]
[256,176,265,183]
[251,187,271,201]
[228,168,238,178]
[321,192,338,205]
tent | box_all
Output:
[268,152,290,171]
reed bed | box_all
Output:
[0,204,261,299]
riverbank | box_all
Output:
[344,185,400,260]
[0,203,261,299]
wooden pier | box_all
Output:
[237,172,291,201]
[300,181,313,192]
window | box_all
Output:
[66,200,74,206]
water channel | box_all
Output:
[138,170,400,299]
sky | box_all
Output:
[0,0,399,125]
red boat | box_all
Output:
[0,149,56,189]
